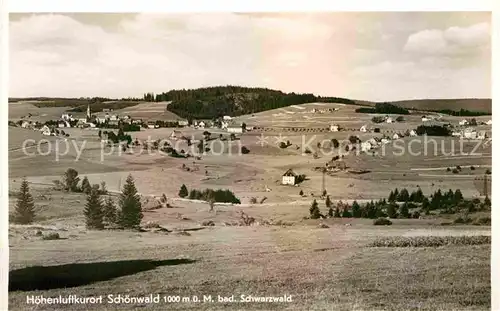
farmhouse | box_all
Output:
[360,125,368,133]
[459,119,469,126]
[462,128,477,139]
[227,123,244,134]
[223,115,233,121]
[281,169,297,185]
[61,113,73,121]
[198,121,206,129]
[330,124,339,132]
[178,119,189,127]
[409,129,418,137]
[21,121,30,128]
[452,131,462,137]
[381,138,391,145]
[385,117,394,124]
[392,133,401,140]
[486,120,492,125]
[421,116,430,122]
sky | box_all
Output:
[9,12,491,101]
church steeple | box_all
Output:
[86,104,91,120]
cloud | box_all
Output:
[403,22,490,56]
[9,13,491,101]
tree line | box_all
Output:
[355,102,410,115]
[178,184,241,204]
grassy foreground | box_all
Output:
[8,225,490,311]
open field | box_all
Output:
[93,101,182,121]
[8,100,492,310]
[8,102,76,122]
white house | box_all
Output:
[462,128,477,139]
[170,130,182,140]
[198,121,206,129]
[223,116,232,121]
[110,115,118,121]
[381,138,391,145]
[227,124,244,134]
[368,138,378,146]
[360,125,368,133]
[42,128,51,136]
[88,123,96,128]
[39,125,50,133]
[178,120,189,127]
[459,119,469,126]
[421,116,430,122]
[58,122,65,128]
[21,121,30,128]
[360,141,372,152]
[330,124,339,132]
[385,117,394,124]
[409,129,418,137]
[61,113,72,121]
[486,120,492,125]
[97,117,107,124]
[281,169,297,185]
[147,123,155,129]
[221,121,229,130]
[477,131,487,140]
[452,131,462,137]
[392,133,401,140]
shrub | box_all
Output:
[473,217,491,226]
[446,167,451,172]
[63,168,80,192]
[42,232,60,240]
[279,142,287,149]
[241,146,250,154]
[452,168,459,174]
[373,218,392,226]
[453,216,472,224]
[299,190,304,196]
[249,197,257,204]
[331,139,340,148]
[80,177,92,195]
[470,165,476,170]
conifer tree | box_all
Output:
[178,184,189,198]
[351,200,361,218]
[84,185,104,230]
[103,197,117,225]
[399,202,410,218]
[334,207,341,217]
[309,199,321,219]
[328,206,334,217]
[454,189,463,202]
[118,174,143,229]
[325,195,332,208]
[14,178,36,224]
[386,202,398,218]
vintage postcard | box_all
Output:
[5,8,493,311]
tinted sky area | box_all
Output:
[9,12,491,101]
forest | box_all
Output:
[143,86,355,119]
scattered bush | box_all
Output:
[373,218,392,226]
[369,235,490,247]
[452,168,459,174]
[42,232,60,240]
[473,217,491,226]
[201,220,215,226]
[453,216,472,224]
[249,197,258,204]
